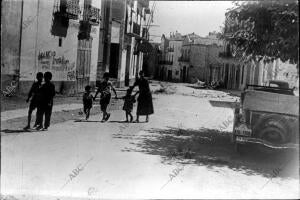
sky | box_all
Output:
[148,1,234,43]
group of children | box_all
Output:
[83,72,139,122]
[24,71,55,131]
[25,71,140,130]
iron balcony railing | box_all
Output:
[82,5,101,25]
[54,0,81,20]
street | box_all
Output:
[1,82,299,199]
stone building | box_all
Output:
[177,32,224,84]
[158,31,185,82]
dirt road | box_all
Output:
[1,82,299,199]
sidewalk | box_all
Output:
[1,103,83,121]
[1,88,128,121]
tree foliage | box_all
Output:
[221,0,299,64]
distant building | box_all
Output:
[158,31,187,82]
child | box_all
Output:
[35,71,55,131]
[94,72,117,122]
[119,87,137,122]
[24,72,44,130]
[83,85,93,120]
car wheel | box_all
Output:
[256,126,287,154]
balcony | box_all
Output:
[178,56,189,62]
[54,0,81,20]
[158,60,173,65]
[82,5,101,25]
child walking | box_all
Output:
[119,87,137,122]
[24,72,44,130]
[83,85,93,120]
[94,72,117,122]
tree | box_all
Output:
[221,0,299,65]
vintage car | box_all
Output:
[233,81,299,153]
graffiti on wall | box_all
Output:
[38,50,76,81]
[1,80,18,97]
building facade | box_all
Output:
[1,0,152,96]
[96,0,151,88]
[158,31,184,82]
[1,0,101,95]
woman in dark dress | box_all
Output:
[132,71,154,122]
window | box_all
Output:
[176,71,179,75]
[59,37,62,47]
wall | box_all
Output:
[189,45,207,82]
[262,59,299,89]
[168,40,182,81]
[1,0,23,91]
[19,0,79,94]
[89,0,101,86]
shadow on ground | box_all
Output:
[115,127,298,179]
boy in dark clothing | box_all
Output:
[36,71,56,131]
[93,72,117,122]
[83,85,93,120]
[24,72,44,130]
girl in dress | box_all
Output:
[119,87,138,122]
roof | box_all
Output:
[169,31,184,41]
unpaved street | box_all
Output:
[1,83,299,199]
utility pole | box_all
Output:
[96,0,112,85]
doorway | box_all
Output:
[109,43,119,78]
[125,46,131,86]
[76,38,92,92]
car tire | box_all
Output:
[254,116,290,144]
[256,126,287,154]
